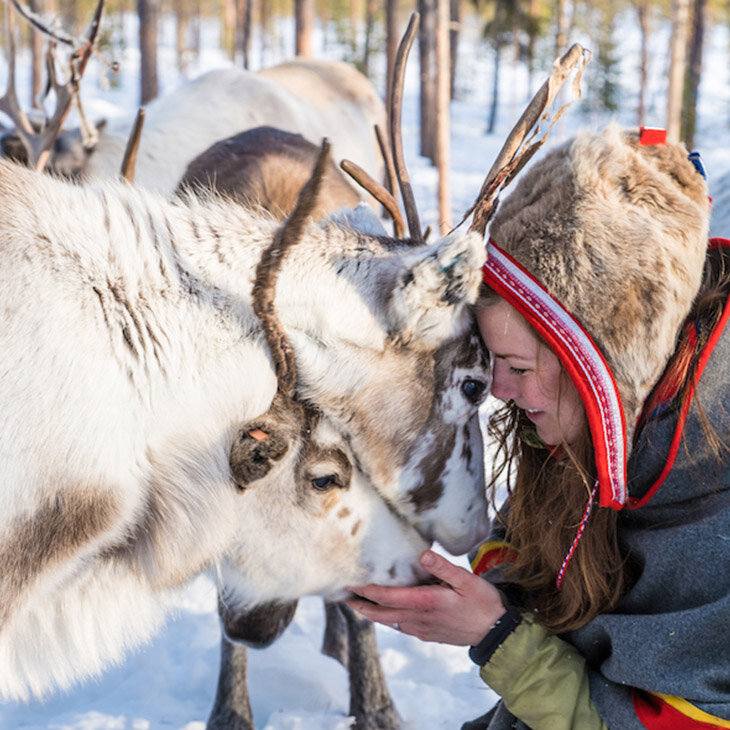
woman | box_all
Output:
[346,124,730,729]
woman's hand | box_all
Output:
[345,549,507,646]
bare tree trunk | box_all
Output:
[526,0,541,95]
[175,1,191,75]
[681,0,707,147]
[362,0,377,77]
[258,0,269,66]
[385,0,399,110]
[295,0,314,57]
[555,0,568,57]
[487,42,500,134]
[418,0,437,161]
[449,0,461,100]
[236,0,252,69]
[436,0,451,232]
[637,0,650,126]
[221,0,236,60]
[191,0,202,60]
[138,0,160,105]
[28,0,43,109]
[666,0,690,142]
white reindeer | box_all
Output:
[0,137,490,703]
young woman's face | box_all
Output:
[477,298,585,447]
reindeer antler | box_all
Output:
[120,107,146,182]
[339,157,406,237]
[252,139,332,398]
[340,12,423,243]
[374,123,398,201]
[0,0,105,170]
[339,120,407,237]
[389,12,423,243]
[463,43,591,236]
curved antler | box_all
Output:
[339,157,406,237]
[120,107,146,182]
[252,138,332,398]
[464,43,591,236]
[337,14,422,243]
[374,123,398,201]
[389,12,423,243]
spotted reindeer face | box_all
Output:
[273,225,492,556]
[221,394,431,608]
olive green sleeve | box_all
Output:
[478,613,608,730]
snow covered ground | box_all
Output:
[1,8,729,730]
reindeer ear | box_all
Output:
[229,425,290,490]
[388,230,485,345]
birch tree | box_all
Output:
[437,0,451,231]
[138,0,160,104]
[666,0,690,142]
[636,0,650,126]
[681,0,707,147]
[295,0,314,56]
[419,0,437,160]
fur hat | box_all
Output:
[484,124,710,505]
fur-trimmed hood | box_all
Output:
[483,124,710,507]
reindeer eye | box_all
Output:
[462,378,487,405]
[311,474,339,491]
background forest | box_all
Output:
[3,0,729,231]
[4,0,730,149]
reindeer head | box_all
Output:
[175,114,491,559]
[220,398,432,608]
[233,127,491,558]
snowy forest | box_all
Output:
[6,0,729,139]
[3,0,730,229]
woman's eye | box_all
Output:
[509,366,529,375]
[461,378,487,405]
[311,475,338,491]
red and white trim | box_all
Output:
[483,240,628,509]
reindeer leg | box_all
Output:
[341,603,401,730]
[207,597,298,730]
[206,636,254,730]
[321,601,349,668]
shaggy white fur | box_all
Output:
[0,159,490,701]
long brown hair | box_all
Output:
[478,255,730,633]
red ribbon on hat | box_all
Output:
[483,240,628,510]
